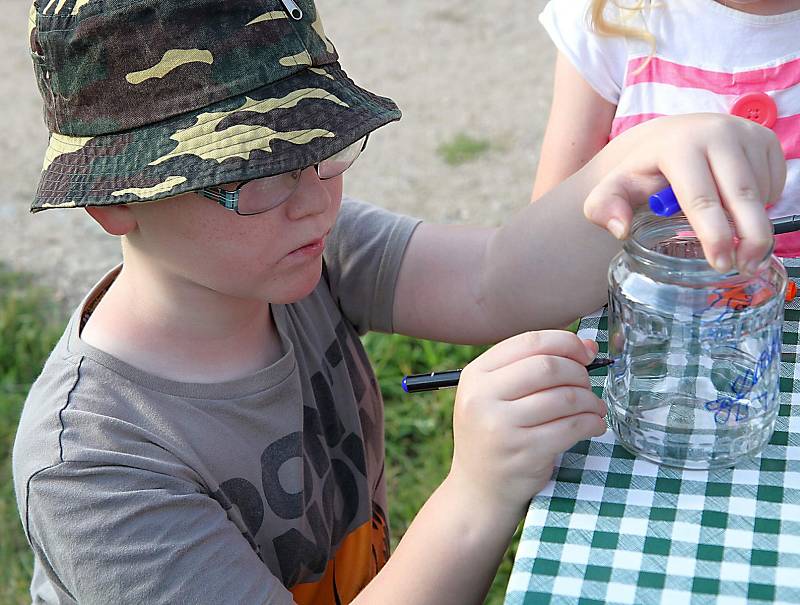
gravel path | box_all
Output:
[0,0,554,309]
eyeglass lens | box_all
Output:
[318,138,365,179]
[235,137,366,215]
[235,170,301,215]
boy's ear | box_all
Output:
[85,205,137,236]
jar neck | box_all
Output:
[624,212,774,284]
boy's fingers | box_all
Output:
[585,115,786,275]
[767,136,788,207]
[663,149,735,273]
[581,338,599,358]
[583,175,638,240]
[742,142,773,209]
[706,142,773,273]
[526,413,608,457]
[508,386,606,427]
[584,170,669,239]
[490,356,590,401]
[470,330,594,373]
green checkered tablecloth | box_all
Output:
[505,263,800,605]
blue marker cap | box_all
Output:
[649,186,680,217]
[401,377,409,393]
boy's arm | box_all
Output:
[391,172,617,344]
[352,474,520,605]
[392,114,784,344]
[392,134,625,344]
[355,331,606,605]
[531,51,617,201]
[26,462,296,605]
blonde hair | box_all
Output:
[588,0,656,55]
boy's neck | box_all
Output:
[716,0,800,15]
[81,263,284,384]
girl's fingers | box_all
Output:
[706,141,773,274]
[489,355,590,401]
[526,412,608,457]
[470,330,594,373]
[507,386,606,427]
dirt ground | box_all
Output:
[0,0,554,308]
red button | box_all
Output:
[730,92,777,129]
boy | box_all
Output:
[14,0,783,603]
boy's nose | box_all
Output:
[284,167,331,220]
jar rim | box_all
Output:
[624,211,775,280]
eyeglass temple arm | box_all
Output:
[200,187,239,210]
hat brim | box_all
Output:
[32,63,400,212]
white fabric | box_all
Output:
[539,0,800,246]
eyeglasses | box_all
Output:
[199,135,369,215]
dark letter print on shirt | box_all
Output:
[220,318,373,587]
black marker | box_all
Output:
[402,358,614,393]
[770,215,800,235]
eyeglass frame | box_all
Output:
[198,135,369,215]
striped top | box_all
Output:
[540,0,800,256]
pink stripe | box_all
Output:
[774,232,800,257]
[609,113,664,139]
[775,114,800,160]
[626,56,800,95]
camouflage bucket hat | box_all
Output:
[27,0,401,212]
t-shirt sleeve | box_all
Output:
[323,197,421,335]
[538,0,628,104]
[25,461,296,605]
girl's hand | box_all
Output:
[583,113,786,275]
[448,330,607,518]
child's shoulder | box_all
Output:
[322,197,420,335]
[12,309,81,503]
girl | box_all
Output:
[534,0,800,255]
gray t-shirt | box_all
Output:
[13,198,420,605]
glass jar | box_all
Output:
[607,212,786,469]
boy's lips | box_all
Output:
[287,230,330,258]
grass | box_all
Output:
[363,333,521,604]
[436,133,493,166]
[0,265,517,604]
[0,264,65,605]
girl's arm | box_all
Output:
[531,51,617,201]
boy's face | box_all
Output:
[125,169,343,304]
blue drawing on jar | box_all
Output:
[703,331,781,424]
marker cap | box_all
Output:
[649,186,680,217]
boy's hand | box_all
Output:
[447,330,607,518]
[583,113,786,275]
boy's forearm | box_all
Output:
[479,159,623,335]
[353,475,522,605]
[392,125,654,344]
